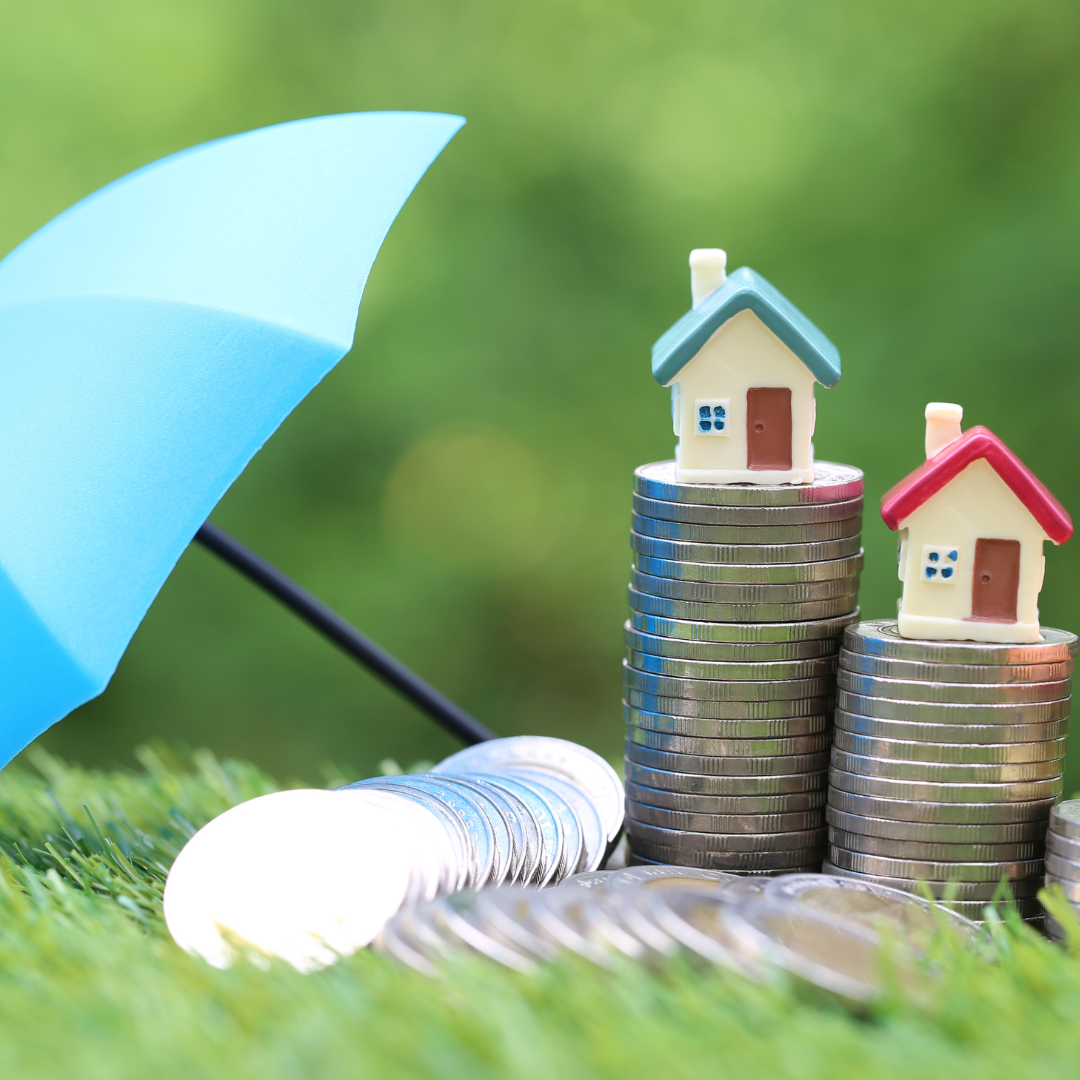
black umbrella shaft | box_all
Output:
[193,522,495,745]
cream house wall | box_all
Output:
[896,458,1047,643]
[667,309,817,485]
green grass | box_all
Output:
[3,748,1080,1079]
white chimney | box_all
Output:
[924,402,964,459]
[690,249,727,308]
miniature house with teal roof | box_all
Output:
[652,250,842,485]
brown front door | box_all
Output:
[746,387,792,470]
[971,538,1021,621]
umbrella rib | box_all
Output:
[193,521,496,745]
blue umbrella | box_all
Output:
[0,111,480,769]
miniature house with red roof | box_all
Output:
[881,403,1073,643]
[652,250,842,485]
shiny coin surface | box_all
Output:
[627,740,829,778]
[628,819,826,852]
[1047,832,1080,863]
[629,586,858,624]
[631,567,858,604]
[626,621,850,661]
[626,760,827,796]
[631,609,859,644]
[626,649,837,681]
[829,827,1043,863]
[630,531,863,565]
[626,779,826,815]
[526,888,617,966]
[829,847,1043,883]
[833,707,1070,746]
[626,725,831,759]
[431,892,538,973]
[832,728,1069,764]
[828,765,1063,804]
[1049,800,1080,841]
[836,689,1070,724]
[825,805,1049,845]
[631,511,862,545]
[470,887,559,960]
[633,551,864,585]
[634,459,864,507]
[837,669,1070,704]
[433,735,625,846]
[822,860,1041,900]
[830,747,1065,784]
[626,703,832,740]
[827,786,1056,826]
[559,870,614,891]
[504,771,586,880]
[839,651,1074,685]
[628,840,825,872]
[843,620,1078,665]
[1044,873,1080,903]
[632,492,863,526]
[628,800,823,835]
[623,662,834,702]
[626,686,834,719]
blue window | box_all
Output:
[694,400,729,436]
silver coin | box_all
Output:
[623,661,834,702]
[502,770,586,880]
[376,905,450,975]
[525,888,616,966]
[634,459,864,507]
[431,892,538,973]
[1046,831,1080,863]
[828,766,1063,804]
[625,687,834,719]
[625,760,827,796]
[1044,872,1080,902]
[629,839,825,872]
[837,669,1070,705]
[828,846,1043,882]
[833,707,1071,745]
[825,806,1050,845]
[460,773,546,886]
[631,511,862,546]
[626,779,826,815]
[627,740,829,778]
[626,621,847,662]
[627,725,832,759]
[630,567,859,605]
[630,530,863,565]
[433,735,625,846]
[450,775,532,884]
[626,703,832,739]
[633,551,864,585]
[558,870,615,891]
[631,609,859,644]
[627,649,837,682]
[761,873,981,942]
[827,786,1056,826]
[843,620,1078,665]
[429,776,514,886]
[821,859,1042,900]
[830,748,1064,784]
[829,826,1043,863]
[836,689,1070,725]
[627,800,823,835]
[935,895,1045,919]
[471,886,559,960]
[632,492,863,527]
[832,728,1068,765]
[504,767,606,875]
[629,586,859,624]
[1049,800,1080,841]
[839,651,1074,685]
[628,818,826,853]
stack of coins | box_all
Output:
[1043,801,1080,942]
[825,619,1076,921]
[623,459,864,874]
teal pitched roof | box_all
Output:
[651,266,841,387]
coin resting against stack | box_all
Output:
[1042,801,1080,942]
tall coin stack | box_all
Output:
[623,459,864,874]
[1044,801,1080,942]
[825,619,1076,922]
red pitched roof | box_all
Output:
[880,426,1073,545]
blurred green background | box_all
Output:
[2,0,1079,788]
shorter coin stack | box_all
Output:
[826,620,1076,922]
[1043,801,1080,942]
[623,459,864,874]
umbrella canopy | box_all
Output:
[0,111,464,768]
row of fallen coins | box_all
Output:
[624,461,863,872]
[1043,801,1080,942]
[163,736,624,971]
[825,620,1076,920]
[377,866,984,1003]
